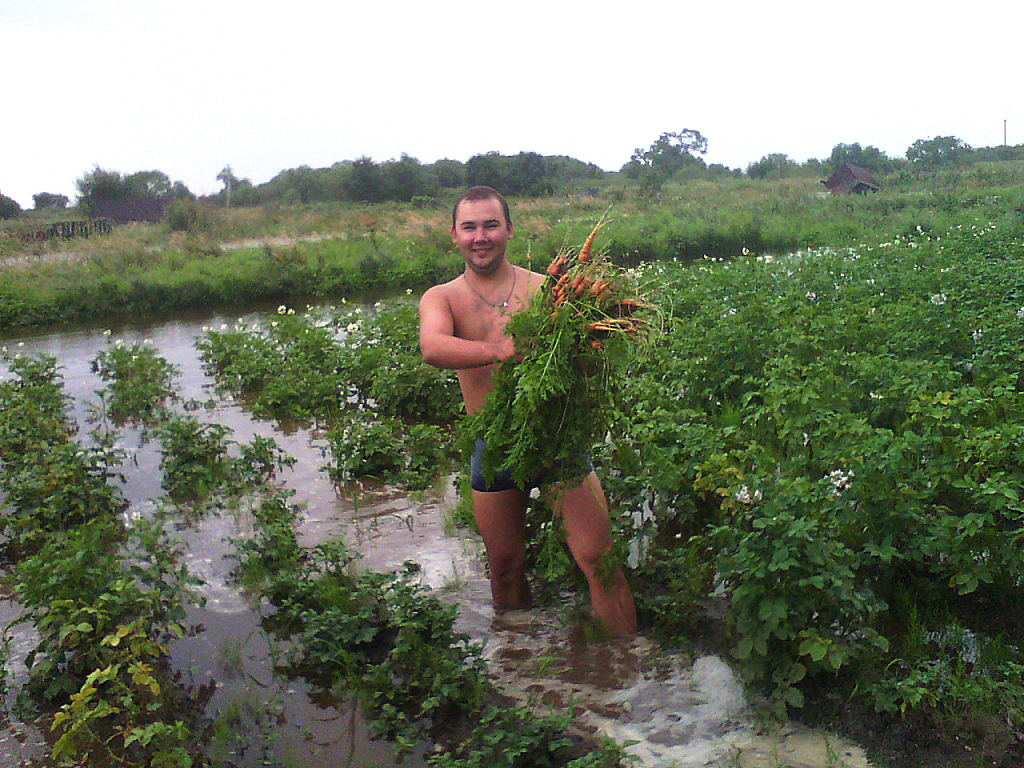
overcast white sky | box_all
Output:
[3,0,1021,208]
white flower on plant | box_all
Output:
[1017,306,1024,319]
[735,485,763,505]
[826,469,855,496]
[972,329,982,343]
[627,538,643,569]
[930,293,947,305]
[806,291,817,302]
[220,324,229,331]
[103,329,112,337]
[870,391,883,400]
[346,323,359,333]
[405,288,413,295]
[277,305,287,314]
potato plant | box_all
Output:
[199,301,460,489]
[0,353,203,767]
[606,220,1024,723]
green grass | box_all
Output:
[3,162,1024,331]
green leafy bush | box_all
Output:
[607,221,1024,719]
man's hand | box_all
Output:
[492,334,518,363]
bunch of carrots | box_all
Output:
[464,219,655,489]
[542,221,650,349]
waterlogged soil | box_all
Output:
[0,308,876,768]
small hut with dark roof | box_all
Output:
[822,163,880,194]
[89,195,167,224]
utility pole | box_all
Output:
[1004,119,1007,146]
[218,165,234,209]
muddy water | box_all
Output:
[0,310,874,768]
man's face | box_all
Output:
[451,197,513,276]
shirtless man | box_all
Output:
[418,186,637,636]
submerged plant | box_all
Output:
[90,339,179,423]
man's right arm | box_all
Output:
[419,286,515,370]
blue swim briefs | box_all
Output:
[470,438,592,493]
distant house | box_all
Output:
[90,195,167,224]
[821,163,880,195]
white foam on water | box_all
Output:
[582,654,753,767]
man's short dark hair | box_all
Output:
[452,186,511,228]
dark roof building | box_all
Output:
[822,163,880,194]
[89,195,167,224]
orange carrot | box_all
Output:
[616,298,642,316]
[574,276,593,297]
[578,221,606,262]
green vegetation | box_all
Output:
[197,301,459,489]
[0,351,201,767]
[4,157,1024,332]
[602,220,1024,742]
[90,338,179,423]
[3,156,1024,765]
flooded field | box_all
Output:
[0,306,871,768]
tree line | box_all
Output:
[4,134,1024,221]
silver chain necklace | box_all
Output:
[463,267,517,308]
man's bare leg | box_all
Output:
[473,488,532,610]
[554,471,637,636]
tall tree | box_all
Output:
[906,136,972,169]
[828,142,896,174]
[427,158,465,189]
[465,152,505,189]
[746,153,799,179]
[0,193,21,220]
[624,129,708,190]
[76,167,191,213]
[381,154,429,201]
[344,156,386,203]
[505,152,550,195]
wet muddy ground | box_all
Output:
[0,309,873,768]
